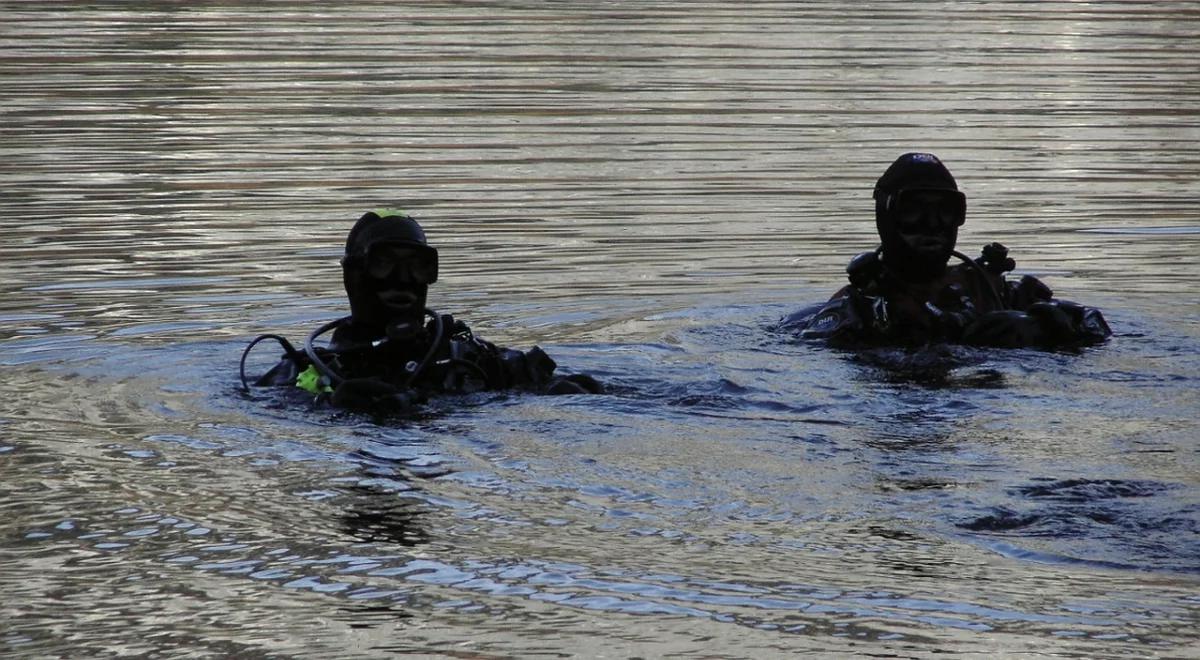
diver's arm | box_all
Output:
[793,288,886,343]
[777,302,830,332]
[499,344,603,394]
[1029,300,1112,344]
[1006,274,1054,311]
[437,320,602,394]
[963,300,1111,348]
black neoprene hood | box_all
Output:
[344,210,429,259]
[341,210,433,336]
[873,153,962,282]
[874,152,958,196]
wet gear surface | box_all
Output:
[254,312,600,412]
[781,245,1112,348]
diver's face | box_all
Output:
[893,190,964,259]
[364,244,438,284]
[374,285,424,316]
[341,242,438,332]
[367,277,428,339]
[365,244,437,319]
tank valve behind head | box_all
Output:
[847,249,883,288]
[978,242,1016,275]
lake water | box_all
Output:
[2,1,1198,657]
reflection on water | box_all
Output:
[2,1,1199,657]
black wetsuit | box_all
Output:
[255,312,598,411]
[780,247,1111,348]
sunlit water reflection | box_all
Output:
[2,2,1198,657]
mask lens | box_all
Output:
[894,189,965,231]
[365,244,439,284]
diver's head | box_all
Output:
[341,210,438,339]
[873,153,965,282]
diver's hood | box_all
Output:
[341,210,431,338]
[874,153,961,283]
[344,210,429,258]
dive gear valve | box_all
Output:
[385,320,422,341]
[870,296,890,334]
[979,242,1016,275]
[847,250,883,288]
[296,365,334,395]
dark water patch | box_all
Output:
[1018,478,1172,502]
[766,325,1015,391]
[961,508,1046,533]
[659,376,839,421]
[979,541,1148,574]
[958,479,1200,574]
[666,378,751,410]
[877,478,963,495]
[850,344,1093,389]
[338,486,430,548]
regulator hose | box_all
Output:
[239,334,301,392]
[864,244,1008,312]
[304,317,350,388]
[950,249,1008,311]
[302,309,446,391]
[405,309,444,387]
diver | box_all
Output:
[241,210,601,411]
[779,153,1112,348]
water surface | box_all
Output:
[2,2,1198,657]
